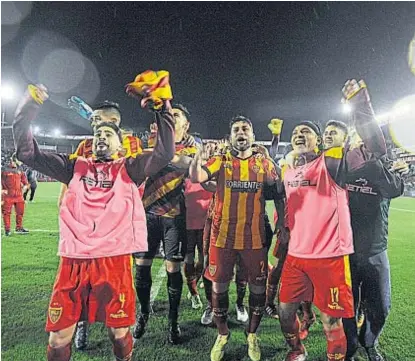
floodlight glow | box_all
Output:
[34,126,40,134]
[53,129,61,137]
[388,94,415,153]
[375,112,390,125]
[1,85,14,100]
[342,103,352,114]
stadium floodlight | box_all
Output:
[34,126,40,134]
[53,129,61,137]
[1,85,14,100]
[342,103,352,114]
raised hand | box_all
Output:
[28,84,49,104]
[68,96,93,121]
[268,118,284,136]
[341,79,370,104]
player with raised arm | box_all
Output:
[276,79,388,361]
[190,116,278,361]
[13,80,175,361]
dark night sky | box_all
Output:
[2,1,415,140]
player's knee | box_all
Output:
[48,331,72,348]
[184,252,195,264]
[135,258,152,267]
[279,302,300,323]
[166,260,181,273]
[212,282,229,293]
[321,313,342,331]
[108,326,129,341]
[248,283,265,294]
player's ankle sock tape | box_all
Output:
[236,280,247,307]
[167,271,183,321]
[135,265,152,314]
[203,275,213,303]
[212,290,229,335]
[47,344,71,361]
[325,326,346,361]
[248,292,266,333]
[112,331,133,361]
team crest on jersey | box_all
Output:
[48,306,63,324]
[209,264,217,277]
[252,165,260,173]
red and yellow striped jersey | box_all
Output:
[70,135,142,159]
[142,143,197,218]
[203,151,278,250]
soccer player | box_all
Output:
[334,130,406,361]
[23,167,38,202]
[277,79,388,361]
[183,145,214,309]
[1,153,29,236]
[132,101,198,345]
[190,115,278,361]
[323,120,349,149]
[60,98,143,350]
[58,98,142,207]
[13,82,175,361]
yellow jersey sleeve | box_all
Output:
[203,155,223,179]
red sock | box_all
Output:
[282,316,303,351]
[325,326,347,361]
[112,331,133,361]
[47,344,71,361]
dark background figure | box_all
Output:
[23,167,38,202]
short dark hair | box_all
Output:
[172,103,190,120]
[94,101,121,117]
[325,120,348,135]
[229,115,253,130]
[94,122,123,142]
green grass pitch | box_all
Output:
[2,183,414,360]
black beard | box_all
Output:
[232,143,251,152]
[95,148,111,159]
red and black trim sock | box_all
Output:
[212,290,229,335]
[47,344,71,361]
[184,262,198,296]
[135,265,152,315]
[236,278,247,308]
[247,291,266,333]
[112,331,133,361]
[325,326,347,361]
[203,275,213,305]
[167,270,183,323]
[281,316,303,351]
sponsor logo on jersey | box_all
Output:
[225,180,263,193]
[346,178,377,195]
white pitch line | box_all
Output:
[150,262,167,305]
[390,207,415,213]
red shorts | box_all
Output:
[279,255,354,318]
[46,255,135,332]
[205,245,267,286]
